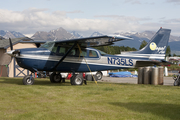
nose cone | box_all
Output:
[6,50,15,57]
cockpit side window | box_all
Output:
[48,42,88,57]
[58,47,65,55]
[52,46,58,53]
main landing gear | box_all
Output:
[70,74,84,85]
[22,72,86,86]
[50,72,84,85]
[50,72,62,83]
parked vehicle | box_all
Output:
[173,71,180,86]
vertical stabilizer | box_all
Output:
[130,28,171,55]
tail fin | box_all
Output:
[133,28,171,54]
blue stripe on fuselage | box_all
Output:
[16,56,134,72]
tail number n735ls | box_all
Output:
[107,57,133,66]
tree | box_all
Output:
[173,53,177,57]
[139,40,147,50]
[166,46,171,57]
[94,45,137,55]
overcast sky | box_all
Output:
[0,0,180,37]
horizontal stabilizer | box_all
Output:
[136,60,172,67]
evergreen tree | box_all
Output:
[94,45,137,55]
[173,53,177,57]
[139,40,148,50]
[166,46,171,57]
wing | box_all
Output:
[54,35,132,47]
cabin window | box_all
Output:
[69,49,76,56]
[52,46,58,53]
[50,44,88,57]
[80,49,87,57]
[76,48,87,57]
[58,47,66,55]
[89,50,98,57]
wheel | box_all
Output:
[96,71,103,80]
[174,80,179,86]
[23,75,34,85]
[71,74,83,85]
[50,72,62,83]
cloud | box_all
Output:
[124,0,141,4]
[94,15,152,22]
[166,0,180,4]
[123,0,154,5]
[0,8,179,36]
[160,18,180,23]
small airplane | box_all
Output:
[7,28,171,85]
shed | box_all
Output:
[0,37,44,77]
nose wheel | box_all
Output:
[23,75,34,85]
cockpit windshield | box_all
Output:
[40,41,55,51]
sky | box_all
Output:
[0,0,180,37]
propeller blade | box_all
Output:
[9,38,13,50]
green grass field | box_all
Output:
[0,77,180,120]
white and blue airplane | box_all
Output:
[7,28,171,85]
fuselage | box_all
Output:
[11,47,140,72]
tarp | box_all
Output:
[108,71,137,78]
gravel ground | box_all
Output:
[99,76,174,86]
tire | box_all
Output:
[71,74,83,85]
[96,71,103,80]
[50,72,62,83]
[174,80,179,86]
[23,76,34,85]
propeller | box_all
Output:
[0,38,20,66]
[6,38,20,57]
[0,38,20,76]
[9,38,13,50]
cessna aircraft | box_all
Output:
[7,28,171,85]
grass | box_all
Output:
[0,77,180,120]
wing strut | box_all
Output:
[77,44,98,85]
[52,42,77,71]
